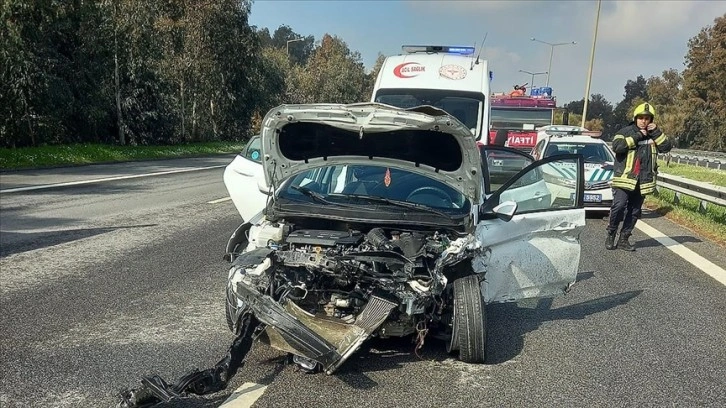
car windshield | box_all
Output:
[373,88,484,137]
[278,164,470,215]
[544,141,614,163]
[491,108,552,130]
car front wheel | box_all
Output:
[453,274,487,363]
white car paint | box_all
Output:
[224,103,587,304]
[223,136,270,222]
[474,209,585,303]
[531,126,615,210]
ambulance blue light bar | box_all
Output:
[402,45,476,55]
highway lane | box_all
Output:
[0,160,724,407]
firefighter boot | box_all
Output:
[605,231,617,250]
[618,233,635,252]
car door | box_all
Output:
[474,150,586,304]
[479,146,553,210]
[223,135,270,221]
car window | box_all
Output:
[497,156,581,214]
[532,139,546,160]
[242,136,261,163]
[545,141,613,163]
[480,148,534,192]
[279,164,470,213]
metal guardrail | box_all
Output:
[658,153,723,170]
[655,173,726,211]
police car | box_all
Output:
[531,125,614,211]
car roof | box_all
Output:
[547,136,607,144]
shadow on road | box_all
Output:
[642,208,670,218]
[0,224,157,257]
[319,287,644,390]
[635,235,703,249]
[485,289,643,364]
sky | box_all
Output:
[248,0,725,106]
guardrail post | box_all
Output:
[699,199,708,214]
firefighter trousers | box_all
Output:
[607,185,644,236]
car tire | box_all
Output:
[453,274,487,363]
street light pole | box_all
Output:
[286,37,304,56]
[518,69,548,88]
[581,0,602,128]
[530,38,577,87]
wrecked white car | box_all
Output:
[117,103,586,407]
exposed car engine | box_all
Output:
[225,218,482,373]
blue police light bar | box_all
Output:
[402,45,476,55]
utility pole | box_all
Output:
[518,70,548,88]
[530,38,577,87]
[286,37,304,56]
[581,0,602,128]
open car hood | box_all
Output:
[259,103,483,205]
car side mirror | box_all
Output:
[491,200,517,222]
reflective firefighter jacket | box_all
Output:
[611,124,672,195]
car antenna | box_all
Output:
[474,32,488,67]
[469,41,479,70]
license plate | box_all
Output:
[571,193,602,203]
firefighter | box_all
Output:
[606,102,672,251]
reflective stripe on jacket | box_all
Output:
[611,124,672,195]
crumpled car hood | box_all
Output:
[259,102,483,205]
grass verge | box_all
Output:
[658,162,726,187]
[644,187,726,249]
[0,142,247,170]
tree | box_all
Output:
[272,25,314,65]
[1,0,112,147]
[255,24,314,66]
[563,94,614,137]
[294,34,368,104]
[363,53,386,99]
[564,94,613,122]
[613,75,648,126]
[679,13,726,152]
[646,69,686,147]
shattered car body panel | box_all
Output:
[473,209,585,303]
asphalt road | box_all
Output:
[1,157,725,408]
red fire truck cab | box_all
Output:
[486,84,566,152]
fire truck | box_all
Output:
[488,84,567,152]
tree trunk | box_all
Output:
[210,99,218,138]
[113,7,125,146]
[191,92,197,141]
[180,79,186,141]
[24,102,35,147]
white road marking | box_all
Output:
[219,382,268,408]
[636,220,726,286]
[0,165,225,194]
[208,196,232,204]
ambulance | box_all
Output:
[370,45,492,143]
